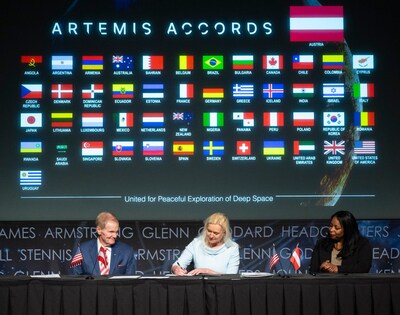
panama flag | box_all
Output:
[21,84,42,99]
[179,83,194,98]
[262,55,284,70]
[293,112,314,126]
[353,83,374,98]
[51,84,73,99]
[112,141,134,156]
[143,55,164,70]
[179,55,194,70]
[290,244,301,271]
[292,83,314,97]
[263,141,285,156]
[323,112,345,126]
[82,84,104,99]
[82,141,103,156]
[292,55,314,69]
[114,112,134,127]
[236,141,251,155]
[203,112,224,127]
[290,6,344,42]
[233,112,254,127]
[352,55,374,69]
[263,112,284,127]
[293,141,315,155]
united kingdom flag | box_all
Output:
[324,140,345,155]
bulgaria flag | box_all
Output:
[353,83,374,98]
[290,6,344,42]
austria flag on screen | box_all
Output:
[290,6,344,42]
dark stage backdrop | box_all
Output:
[0,0,398,221]
[0,219,398,276]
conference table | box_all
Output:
[0,273,399,315]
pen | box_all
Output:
[177,262,186,270]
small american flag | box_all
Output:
[70,247,83,268]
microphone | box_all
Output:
[87,246,102,279]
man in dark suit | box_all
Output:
[69,211,136,276]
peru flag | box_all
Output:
[290,6,344,42]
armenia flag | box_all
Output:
[179,55,194,70]
[203,55,223,70]
[322,54,344,69]
[232,55,253,70]
[203,112,224,127]
[112,141,134,156]
[263,141,285,156]
[353,83,374,98]
[82,55,103,70]
[203,141,224,156]
[112,84,134,99]
[290,6,344,42]
[354,112,375,127]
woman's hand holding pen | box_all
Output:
[172,262,188,276]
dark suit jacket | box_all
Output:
[70,239,136,276]
[309,237,372,273]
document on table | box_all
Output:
[241,272,274,277]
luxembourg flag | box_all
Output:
[290,6,344,42]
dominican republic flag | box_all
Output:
[290,6,344,42]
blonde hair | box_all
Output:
[95,211,118,229]
[203,212,231,242]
